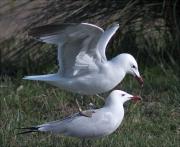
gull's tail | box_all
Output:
[23,73,60,81]
[17,113,80,135]
[17,127,40,134]
[17,120,65,135]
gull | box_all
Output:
[18,90,142,142]
[24,23,143,93]
[23,23,143,115]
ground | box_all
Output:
[0,65,179,147]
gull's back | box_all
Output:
[37,108,120,138]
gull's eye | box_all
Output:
[121,94,125,96]
[132,65,136,69]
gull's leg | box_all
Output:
[75,98,83,113]
[81,138,85,147]
[87,94,105,110]
[75,98,94,117]
[96,94,105,101]
[81,138,91,147]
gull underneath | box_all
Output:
[23,23,143,95]
[18,90,141,139]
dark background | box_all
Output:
[1,0,180,75]
[0,1,179,146]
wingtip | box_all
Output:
[112,22,119,28]
[22,76,35,80]
[107,22,119,30]
[22,76,28,80]
[17,127,39,135]
[17,130,37,135]
[81,23,104,32]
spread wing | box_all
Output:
[29,23,119,77]
[29,23,103,77]
[97,23,119,61]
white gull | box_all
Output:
[18,90,141,138]
[23,23,143,95]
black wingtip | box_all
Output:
[17,130,38,135]
[28,23,78,37]
[17,127,39,135]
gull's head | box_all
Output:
[106,90,142,106]
[116,53,143,86]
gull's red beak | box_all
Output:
[135,76,144,87]
[131,95,142,102]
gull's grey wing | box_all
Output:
[97,23,119,62]
[17,112,81,134]
[63,109,114,137]
[18,109,115,138]
[20,110,97,134]
[29,23,104,77]
[33,109,114,137]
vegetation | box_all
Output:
[0,66,179,146]
[1,0,180,74]
[0,0,180,146]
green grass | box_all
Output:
[0,66,179,147]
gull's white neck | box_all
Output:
[107,56,126,83]
[109,55,127,70]
[104,99,124,123]
[104,103,124,130]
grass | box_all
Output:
[0,66,179,147]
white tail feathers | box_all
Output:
[23,74,60,81]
